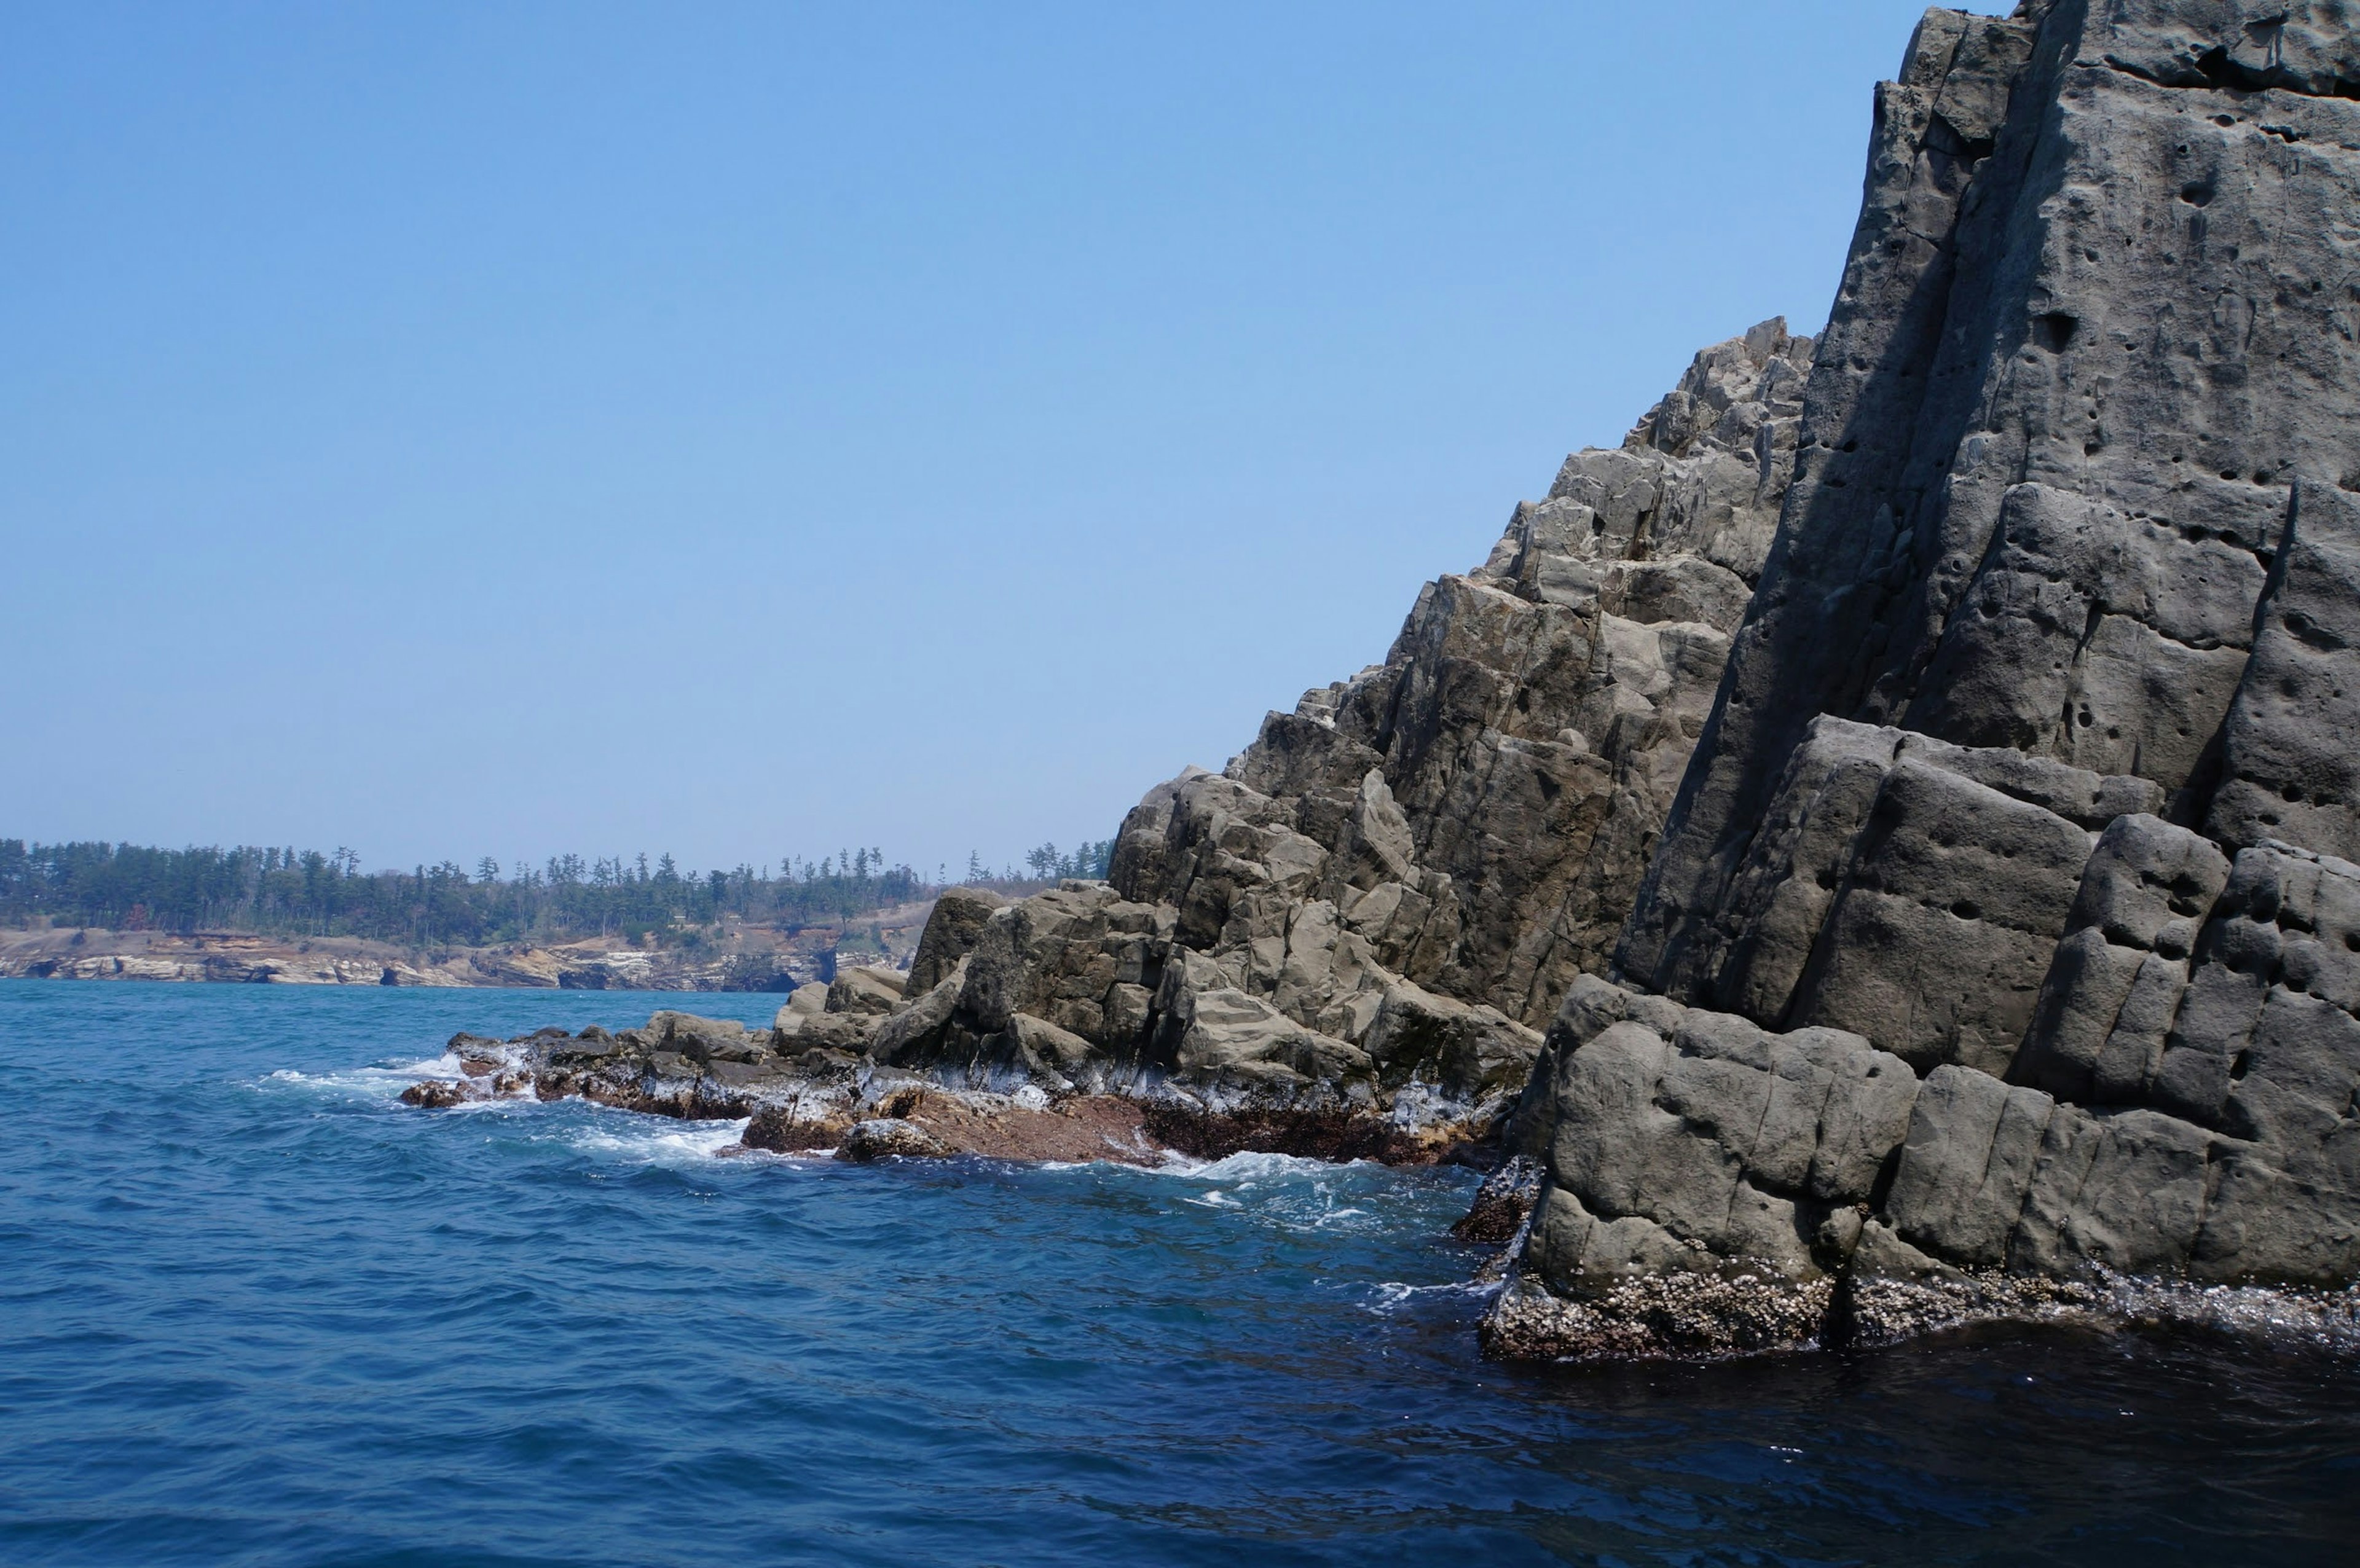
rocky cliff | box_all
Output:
[413,0,2360,1357]
[1490,0,2360,1355]
[438,321,1820,1159]
[852,319,1817,1144]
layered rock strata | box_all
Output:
[1495,0,2360,1354]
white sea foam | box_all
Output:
[1156,1150,1367,1182]
[562,1116,750,1166]
[2091,1275,2360,1352]
[1127,1148,1415,1234]
[261,1052,471,1101]
[266,1053,747,1166]
[1363,1279,1497,1317]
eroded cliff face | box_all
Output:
[868,322,1817,1135]
[1492,0,2360,1355]
[413,0,2360,1351]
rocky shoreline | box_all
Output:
[403,1,2360,1361]
[401,963,1512,1170]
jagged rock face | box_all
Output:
[1502,1,2360,1354]
[1622,0,2360,990]
[870,323,1817,1131]
[1213,316,1814,1027]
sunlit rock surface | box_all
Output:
[1497,0,2360,1355]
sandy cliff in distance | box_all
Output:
[0,904,935,990]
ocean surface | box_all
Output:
[3,980,2358,1566]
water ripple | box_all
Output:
[3,981,2360,1565]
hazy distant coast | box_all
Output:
[0,908,937,992]
[1,835,1115,991]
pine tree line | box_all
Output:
[0,840,936,948]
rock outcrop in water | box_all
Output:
[401,1000,1171,1164]
[422,322,1817,1161]
[852,320,1817,1145]
[1488,0,2360,1356]
[417,0,2360,1357]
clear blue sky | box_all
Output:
[1,1,1949,880]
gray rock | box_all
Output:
[827,965,907,1017]
[1512,975,1917,1307]
[868,319,1817,1128]
[1494,1,2360,1355]
[1790,758,2096,1076]
[2208,482,2360,859]
[645,1011,763,1065]
[907,886,1002,994]
[778,982,830,1022]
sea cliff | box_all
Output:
[416,1,2360,1355]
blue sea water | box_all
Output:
[2,981,2358,1566]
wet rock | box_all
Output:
[836,1118,955,1162]
[741,1104,854,1154]
[848,1088,1159,1164]
[400,1080,471,1109]
[1137,1100,1434,1165]
[1481,1269,1835,1362]
[1453,1154,1544,1244]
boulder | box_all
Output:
[741,1104,852,1154]
[1452,1155,1544,1245]
[836,1118,954,1162]
[645,1011,765,1065]
[907,887,1002,993]
[827,965,906,1017]
[777,982,830,1022]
